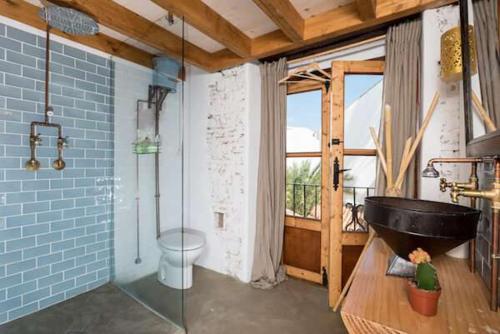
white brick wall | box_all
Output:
[185,64,260,282]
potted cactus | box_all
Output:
[407,248,441,316]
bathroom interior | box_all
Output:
[0,0,499,333]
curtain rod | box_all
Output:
[287,35,386,66]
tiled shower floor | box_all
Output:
[0,284,182,334]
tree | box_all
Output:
[286,160,321,218]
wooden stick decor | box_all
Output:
[370,92,440,196]
[333,231,376,312]
[471,91,497,132]
[384,105,394,190]
[369,127,388,175]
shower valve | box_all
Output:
[61,136,70,147]
[31,134,42,146]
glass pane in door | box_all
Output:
[286,90,322,153]
[344,75,383,149]
[286,157,321,219]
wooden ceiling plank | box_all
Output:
[252,0,305,41]
[54,0,217,70]
[151,0,252,58]
[0,0,153,68]
[356,0,378,20]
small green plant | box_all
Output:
[409,248,439,291]
[415,262,438,291]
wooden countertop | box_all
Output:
[341,237,500,334]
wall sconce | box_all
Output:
[440,25,478,81]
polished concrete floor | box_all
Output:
[0,266,347,334]
[183,267,347,334]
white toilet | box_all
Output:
[157,228,205,289]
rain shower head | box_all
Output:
[39,5,99,35]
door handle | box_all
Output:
[333,157,350,191]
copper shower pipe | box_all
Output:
[490,160,500,311]
[426,157,484,165]
[44,24,50,123]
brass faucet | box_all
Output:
[440,162,479,201]
[450,177,500,210]
[440,176,478,193]
[422,157,500,209]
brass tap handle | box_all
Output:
[440,178,452,192]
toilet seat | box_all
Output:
[158,229,204,251]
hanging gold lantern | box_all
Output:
[440,25,477,82]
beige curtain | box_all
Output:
[376,19,422,198]
[251,58,287,289]
[473,0,500,127]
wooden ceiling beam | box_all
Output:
[304,0,454,42]
[53,0,215,70]
[0,0,153,68]
[151,0,252,58]
[356,0,378,20]
[252,0,305,41]
[209,0,456,71]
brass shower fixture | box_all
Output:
[421,158,484,202]
[25,0,100,171]
[25,25,66,171]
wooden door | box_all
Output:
[328,60,384,307]
[283,81,330,284]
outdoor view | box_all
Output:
[286,75,383,224]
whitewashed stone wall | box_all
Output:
[421,5,467,204]
[205,66,247,277]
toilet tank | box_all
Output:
[152,56,180,93]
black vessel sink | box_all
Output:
[364,197,481,259]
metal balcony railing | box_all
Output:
[286,183,321,220]
[286,183,375,232]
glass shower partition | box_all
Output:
[112,55,185,331]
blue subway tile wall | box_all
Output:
[0,23,114,324]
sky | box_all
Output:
[286,75,383,131]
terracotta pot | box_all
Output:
[407,281,441,316]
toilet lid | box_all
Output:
[158,231,205,251]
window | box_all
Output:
[286,90,322,220]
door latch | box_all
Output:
[333,157,350,191]
[328,138,343,147]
